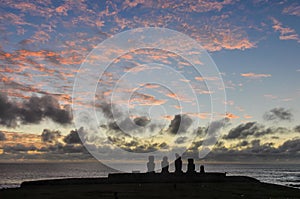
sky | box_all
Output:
[0,0,300,166]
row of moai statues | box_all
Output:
[147,153,205,174]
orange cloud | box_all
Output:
[130,92,167,106]
[166,93,177,99]
[241,72,271,79]
[56,5,69,16]
[0,75,72,104]
[0,131,43,148]
[195,76,219,81]
[139,83,160,89]
[188,23,256,51]
[226,113,239,119]
[243,114,253,119]
[161,115,173,120]
[165,92,192,103]
[186,112,210,119]
[174,105,182,109]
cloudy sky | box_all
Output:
[0,0,299,164]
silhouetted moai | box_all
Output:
[147,155,155,173]
[175,153,183,174]
[161,156,169,174]
[200,165,205,174]
[186,158,196,174]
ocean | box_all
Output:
[0,162,299,189]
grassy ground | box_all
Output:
[1,182,300,199]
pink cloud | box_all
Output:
[122,0,233,13]
[56,5,69,16]
[283,4,300,17]
[271,18,300,43]
[264,94,278,100]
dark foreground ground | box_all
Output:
[1,181,300,199]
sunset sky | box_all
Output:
[0,0,299,165]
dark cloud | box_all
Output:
[40,141,88,154]
[107,122,121,131]
[263,107,293,122]
[107,136,168,153]
[133,116,150,127]
[174,136,188,144]
[224,122,291,140]
[214,141,226,149]
[179,119,229,157]
[106,119,137,134]
[62,144,88,154]
[1,129,90,157]
[117,117,141,132]
[250,139,260,148]
[252,127,272,137]
[208,138,300,160]
[40,142,64,153]
[247,139,277,154]
[203,136,219,146]
[194,126,207,136]
[167,114,193,135]
[159,142,168,149]
[20,95,72,124]
[271,136,279,139]
[207,118,229,134]
[236,140,249,147]
[97,102,122,120]
[63,129,81,144]
[0,131,6,141]
[41,129,61,143]
[256,127,290,137]
[105,116,162,136]
[223,122,260,139]
[3,144,37,153]
[201,138,293,162]
[294,125,300,133]
[148,122,164,132]
[0,93,72,127]
[278,138,300,153]
[0,94,19,127]
[187,140,203,152]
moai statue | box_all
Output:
[186,158,196,174]
[161,156,169,174]
[200,165,205,174]
[147,155,155,173]
[175,153,183,174]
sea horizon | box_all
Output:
[1,161,299,190]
